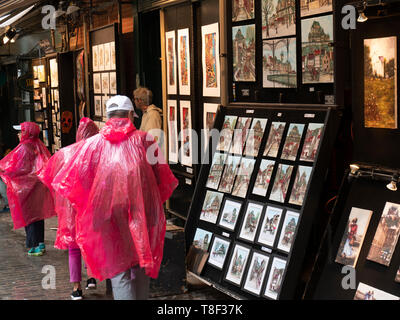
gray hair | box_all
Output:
[133,87,153,105]
[107,109,131,119]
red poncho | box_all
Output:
[51,118,178,280]
[0,122,55,229]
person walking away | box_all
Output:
[0,122,56,256]
[51,95,178,300]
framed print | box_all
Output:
[276,210,300,253]
[208,235,231,270]
[102,96,109,118]
[262,0,296,39]
[94,96,102,117]
[288,165,313,206]
[395,267,400,283]
[232,0,254,22]
[42,87,47,109]
[49,58,58,87]
[167,100,179,164]
[231,117,252,155]
[364,36,397,129]
[238,201,264,243]
[300,123,324,162]
[92,45,99,72]
[218,155,241,194]
[301,0,332,17]
[180,100,193,167]
[217,115,238,152]
[110,42,116,69]
[301,15,334,84]
[202,23,220,97]
[263,256,287,300]
[242,251,270,296]
[264,122,286,157]
[101,72,110,95]
[103,42,111,70]
[165,30,177,95]
[177,28,191,95]
[33,65,38,79]
[281,123,305,161]
[93,73,101,94]
[199,190,224,224]
[367,202,400,266]
[244,118,268,157]
[206,152,227,190]
[98,44,105,71]
[354,282,399,300]
[231,157,256,198]
[263,38,297,88]
[257,206,284,248]
[34,79,40,89]
[218,198,242,232]
[109,72,117,94]
[335,207,373,268]
[203,103,219,152]
[252,159,275,197]
[224,243,251,287]
[38,65,46,83]
[193,228,213,251]
[269,164,294,203]
[232,24,256,82]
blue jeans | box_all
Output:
[0,178,7,207]
[110,266,149,300]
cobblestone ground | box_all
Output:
[0,211,230,300]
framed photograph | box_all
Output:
[98,44,105,71]
[216,115,238,152]
[167,100,179,164]
[231,157,256,198]
[218,155,241,194]
[232,0,254,22]
[354,282,399,300]
[238,201,264,243]
[207,235,231,270]
[177,28,191,95]
[242,250,270,296]
[202,22,220,97]
[276,210,300,253]
[231,117,252,155]
[224,243,251,287]
[232,24,256,82]
[192,228,213,251]
[263,256,287,300]
[101,72,110,95]
[102,96,109,118]
[367,202,400,266]
[252,159,275,197]
[110,42,116,69]
[103,42,111,70]
[199,190,224,224]
[281,123,305,161]
[94,96,102,117]
[49,58,58,88]
[269,164,294,203]
[206,152,227,190]
[37,65,46,82]
[263,38,297,88]
[93,73,102,94]
[301,15,334,84]
[165,30,177,95]
[203,103,219,152]
[301,0,332,17]
[288,165,313,206]
[180,100,193,167]
[218,198,243,232]
[92,45,99,72]
[262,0,296,39]
[300,123,324,162]
[364,36,397,129]
[335,207,373,268]
[244,118,268,157]
[257,206,284,248]
[109,72,117,94]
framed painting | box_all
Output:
[216,115,238,152]
[218,198,243,232]
[252,159,275,197]
[232,0,255,22]
[262,0,296,39]
[276,210,300,253]
[269,164,294,203]
[242,250,270,297]
[166,30,177,95]
[232,24,256,82]
[206,152,227,190]
[177,28,191,96]
[218,155,241,194]
[203,103,219,153]
[237,201,264,243]
[101,72,110,95]
[354,282,399,300]
[49,58,58,88]
[256,206,284,248]
[244,118,268,157]
[167,100,179,163]
[92,45,99,72]
[300,123,324,162]
[288,165,313,206]
[193,228,213,251]
[224,242,251,287]
[300,0,333,18]
[94,95,102,117]
[207,235,231,270]
[180,100,193,167]
[98,44,105,71]
[38,65,46,83]
[110,42,116,69]
[101,95,109,118]
[202,23,220,97]
[109,72,117,94]
[231,117,252,155]
[263,122,286,158]
[231,157,256,198]
[263,256,287,300]
[199,190,224,224]
[281,123,305,161]
[103,42,111,70]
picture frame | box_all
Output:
[216,115,238,152]
[110,41,116,69]
[206,151,227,190]
[49,58,58,88]
[203,103,219,153]
[218,155,241,194]
[231,157,256,198]
[109,72,117,94]
[354,282,399,300]
[93,73,102,94]
[202,22,220,97]
[281,123,305,161]
[262,0,296,39]
[288,165,313,207]
[42,87,47,109]
[37,65,46,83]
[199,190,224,224]
[101,72,110,95]
[242,250,270,297]
[232,24,256,82]
[269,164,294,203]
[192,228,213,251]
[276,210,300,254]
[224,242,251,287]
[252,159,276,197]
[237,201,264,243]
[177,28,191,95]
[301,0,333,18]
[207,235,231,270]
[98,43,105,71]
[244,118,268,157]
[231,117,253,155]
[94,96,102,117]
[102,95,109,118]
[232,0,254,22]
[263,256,287,300]
[300,123,324,162]
[217,198,243,232]
[33,65,38,79]
[256,205,284,248]
[103,42,111,70]
[165,30,177,95]
[92,44,99,72]
[167,100,179,164]
[180,100,193,167]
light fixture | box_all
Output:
[386,174,398,192]
[357,2,369,23]
[3,27,16,44]
[350,164,360,175]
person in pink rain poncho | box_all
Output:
[51,96,178,300]
[0,122,55,256]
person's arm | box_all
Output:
[0,146,34,179]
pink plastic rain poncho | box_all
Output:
[39,117,99,250]
[51,118,178,281]
[0,122,55,229]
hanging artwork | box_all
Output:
[262,0,296,39]
[301,14,334,84]
[231,117,252,155]
[335,207,373,268]
[238,201,264,243]
[180,100,193,167]
[101,72,110,94]
[300,0,333,18]
[98,44,105,71]
[110,42,116,69]
[257,206,283,248]
[263,37,297,88]
[208,236,231,270]
[206,152,227,190]
[232,0,255,22]
[364,36,397,129]
[109,72,117,94]
[269,164,293,203]
[203,103,219,152]
[300,123,324,162]
[193,228,213,251]
[49,58,58,88]
[218,198,242,231]
[38,65,46,83]
[232,157,256,198]
[92,45,99,72]
[252,159,275,197]
[276,210,300,253]
[354,282,399,300]
[263,256,287,300]
[199,190,224,224]
[263,122,286,157]
[165,31,177,95]
[217,115,237,152]
[177,28,191,96]
[218,155,241,194]
[281,123,305,161]
[94,96,102,117]
[225,243,251,286]
[232,24,256,82]
[288,166,313,206]
[244,118,268,157]
[243,251,270,296]
[367,202,400,267]
[93,73,101,94]
[167,100,178,163]
[202,23,220,97]
[101,96,109,118]
[104,42,111,70]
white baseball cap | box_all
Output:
[13,125,21,131]
[106,95,139,118]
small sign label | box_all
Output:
[261,247,272,254]
[246,109,255,114]
[325,95,335,105]
[309,87,315,92]
[185,178,192,185]
[186,167,193,174]
[241,89,250,96]
[222,232,230,238]
[304,113,316,119]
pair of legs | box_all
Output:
[68,247,96,291]
[25,220,44,248]
[111,266,150,300]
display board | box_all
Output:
[184,103,341,300]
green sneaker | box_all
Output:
[39,242,46,253]
[28,246,43,256]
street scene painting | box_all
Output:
[300,0,332,18]
[277,210,300,253]
[218,155,241,194]
[218,199,242,231]
[364,36,397,129]
[232,0,255,22]
[264,256,287,300]
[257,206,283,248]
[252,159,275,197]
[203,103,219,152]
[238,202,264,242]
[231,117,253,155]
[208,236,231,269]
[367,202,400,266]
[206,152,227,190]
[269,164,293,203]
[354,282,399,300]
[225,243,251,286]
[263,37,297,88]
[300,123,324,162]
[244,118,268,157]
[262,0,296,39]
[202,23,220,97]
[232,157,256,198]
[301,14,334,84]
[281,123,305,161]
[243,252,270,296]
[263,122,286,158]
[217,115,238,152]
[335,207,373,268]
[232,24,256,82]
[288,166,313,206]
[193,228,213,251]
[199,190,224,224]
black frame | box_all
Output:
[207,234,232,271]
[262,254,289,300]
[223,241,253,288]
[217,197,244,232]
[236,200,266,244]
[255,204,286,249]
[275,209,301,255]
